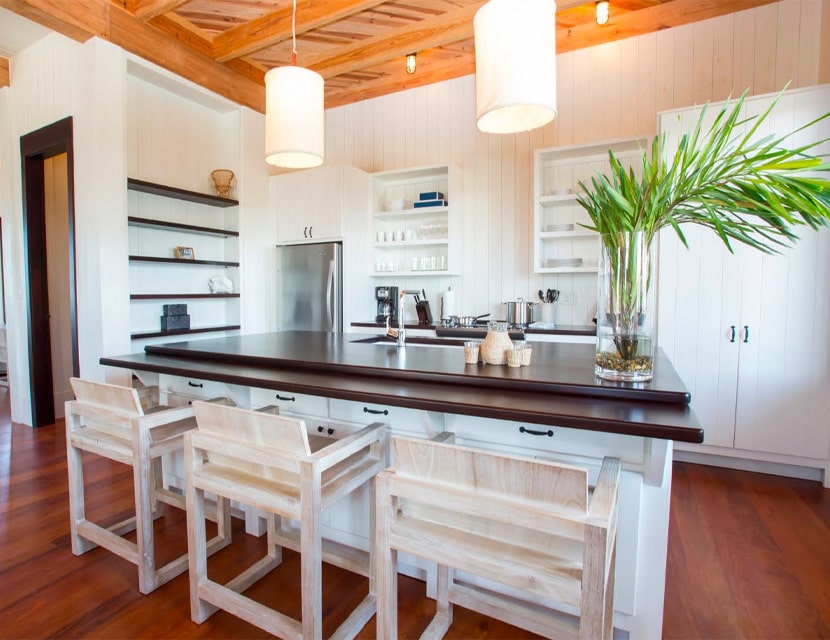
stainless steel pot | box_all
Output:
[503,299,538,326]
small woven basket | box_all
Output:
[211,169,235,198]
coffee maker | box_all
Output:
[375,286,399,323]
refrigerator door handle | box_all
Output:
[326,258,335,332]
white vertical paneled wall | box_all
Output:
[322,0,825,326]
[0,34,131,424]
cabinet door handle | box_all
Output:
[187,381,204,388]
[275,394,295,402]
[363,407,389,416]
[309,226,313,238]
[317,425,336,436]
[743,325,750,343]
[729,325,736,343]
[303,226,308,238]
[519,426,553,437]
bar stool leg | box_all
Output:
[134,433,157,595]
[300,462,323,640]
[375,474,398,640]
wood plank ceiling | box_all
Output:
[0,0,779,111]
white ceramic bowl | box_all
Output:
[389,198,406,210]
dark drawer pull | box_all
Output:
[729,325,736,343]
[188,381,204,388]
[316,425,335,436]
[364,407,389,416]
[519,426,553,437]
[275,394,295,402]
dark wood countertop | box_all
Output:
[100,332,702,443]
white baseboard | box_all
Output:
[674,448,825,483]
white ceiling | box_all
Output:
[0,7,49,58]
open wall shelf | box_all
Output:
[128,216,239,237]
[130,293,240,300]
[130,325,241,340]
[129,255,240,267]
[127,178,238,207]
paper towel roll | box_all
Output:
[440,287,456,319]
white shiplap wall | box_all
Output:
[322,0,825,326]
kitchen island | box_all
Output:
[101,331,701,639]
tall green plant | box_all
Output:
[578,93,830,254]
[577,91,830,369]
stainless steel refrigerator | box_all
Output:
[276,242,343,332]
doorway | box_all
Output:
[20,117,79,427]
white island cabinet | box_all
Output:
[657,85,830,486]
[103,333,700,640]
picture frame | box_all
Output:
[174,246,195,260]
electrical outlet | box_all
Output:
[560,291,576,305]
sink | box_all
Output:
[350,335,466,348]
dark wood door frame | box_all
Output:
[20,116,79,427]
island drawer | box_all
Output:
[249,387,328,417]
[328,398,441,437]
[445,415,648,468]
[157,374,231,404]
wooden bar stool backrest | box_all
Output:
[192,400,311,482]
[69,377,144,439]
[391,436,592,560]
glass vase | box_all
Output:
[595,231,656,382]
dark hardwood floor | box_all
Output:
[1,386,828,638]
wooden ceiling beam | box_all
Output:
[306,1,486,79]
[0,57,9,87]
[212,0,390,64]
[108,4,264,111]
[307,0,591,80]
[557,0,779,52]
[324,54,475,109]
[128,0,189,21]
[0,0,110,42]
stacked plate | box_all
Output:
[545,257,583,268]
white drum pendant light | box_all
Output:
[264,0,324,168]
[265,66,324,168]
[474,0,557,134]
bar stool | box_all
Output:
[64,377,231,594]
[185,400,388,639]
[374,436,621,640]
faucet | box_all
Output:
[386,289,421,347]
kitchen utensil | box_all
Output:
[503,299,538,327]
[538,289,545,302]
[458,313,490,327]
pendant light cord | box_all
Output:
[291,0,297,65]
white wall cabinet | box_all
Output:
[272,164,365,244]
[657,86,830,469]
[369,164,461,278]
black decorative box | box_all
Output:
[160,314,190,331]
[162,303,188,316]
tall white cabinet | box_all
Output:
[657,85,830,479]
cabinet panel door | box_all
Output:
[273,166,342,243]
[734,230,830,457]
[658,224,741,447]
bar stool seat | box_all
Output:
[64,377,231,594]
[185,400,389,640]
[374,436,621,640]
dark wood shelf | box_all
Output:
[128,216,239,237]
[130,293,240,300]
[127,178,238,207]
[130,325,241,340]
[129,255,240,267]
